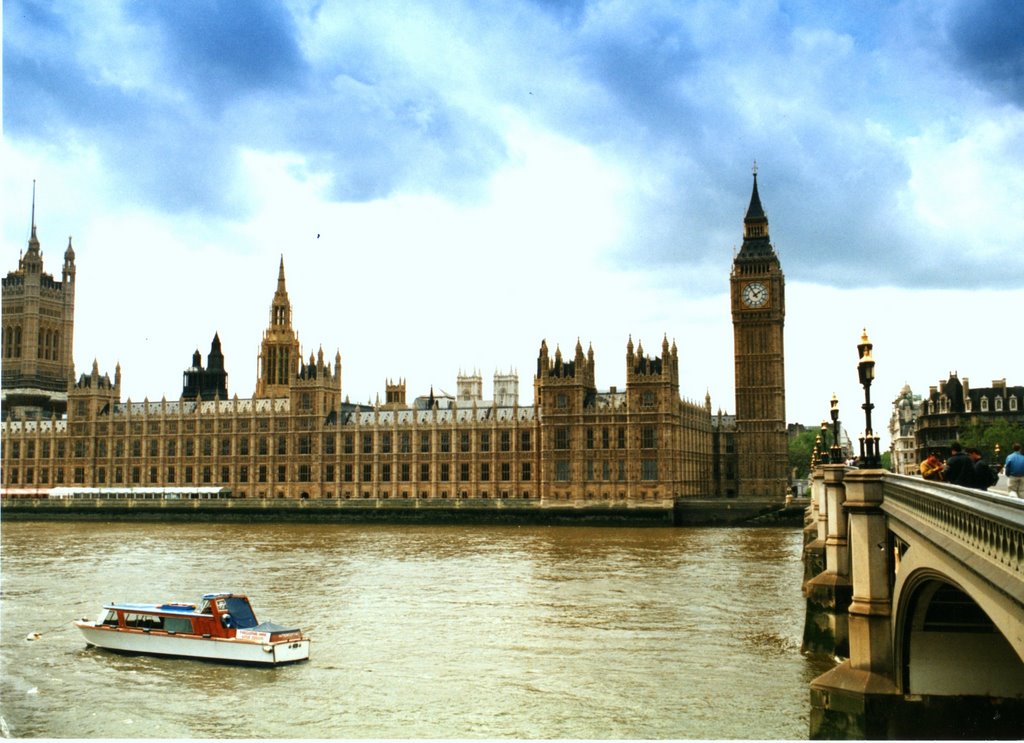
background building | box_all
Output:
[1,201,76,419]
[914,373,1024,461]
[2,175,789,501]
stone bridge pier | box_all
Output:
[802,465,1024,739]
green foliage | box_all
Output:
[880,450,892,471]
[957,420,1024,463]
[788,429,821,479]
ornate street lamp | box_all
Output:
[819,420,830,464]
[829,394,842,463]
[857,328,879,468]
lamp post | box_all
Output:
[820,420,830,464]
[829,394,842,464]
[856,328,879,468]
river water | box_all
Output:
[0,521,833,739]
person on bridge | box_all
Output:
[1004,442,1024,498]
[943,442,973,486]
[965,447,999,491]
[920,451,944,481]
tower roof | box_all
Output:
[736,165,777,262]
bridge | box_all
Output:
[802,464,1024,738]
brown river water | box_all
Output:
[0,521,834,739]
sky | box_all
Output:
[3,0,1023,450]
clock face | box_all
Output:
[741,282,768,307]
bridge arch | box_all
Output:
[893,557,1024,697]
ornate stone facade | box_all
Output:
[1,200,76,418]
[1,175,788,501]
[729,169,788,498]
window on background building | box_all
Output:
[440,432,450,453]
[520,431,531,452]
[480,432,490,453]
[500,431,511,452]
[420,463,430,481]
[555,460,569,481]
[460,463,470,481]
[521,462,531,481]
[642,426,656,448]
[277,436,287,456]
[555,428,570,450]
[995,397,1003,412]
[381,432,392,454]
[323,435,335,455]
[400,432,411,454]
[1011,397,1019,412]
[460,432,470,452]
[641,459,658,480]
[980,397,989,412]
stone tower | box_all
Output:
[729,167,788,498]
[255,257,301,399]
[1,186,77,418]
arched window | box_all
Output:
[995,397,1003,412]
[980,397,989,412]
[1011,397,1019,412]
[14,326,22,358]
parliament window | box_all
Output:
[361,433,373,454]
[555,428,570,450]
[520,431,531,452]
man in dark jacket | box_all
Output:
[966,447,999,491]
[943,443,973,486]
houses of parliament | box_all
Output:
[1,174,788,503]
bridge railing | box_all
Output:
[881,473,1024,579]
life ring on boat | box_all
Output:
[221,614,234,629]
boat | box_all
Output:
[74,592,310,665]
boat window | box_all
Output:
[124,613,163,630]
[199,599,213,614]
[163,616,194,634]
[223,597,258,629]
[102,610,119,626]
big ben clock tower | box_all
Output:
[730,166,788,498]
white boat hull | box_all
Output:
[75,623,309,665]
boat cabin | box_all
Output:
[97,593,298,641]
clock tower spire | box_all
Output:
[730,165,788,499]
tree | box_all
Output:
[789,429,821,480]
[957,420,1024,464]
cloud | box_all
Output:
[4,0,1023,294]
[942,0,1024,106]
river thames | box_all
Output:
[1,521,833,739]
